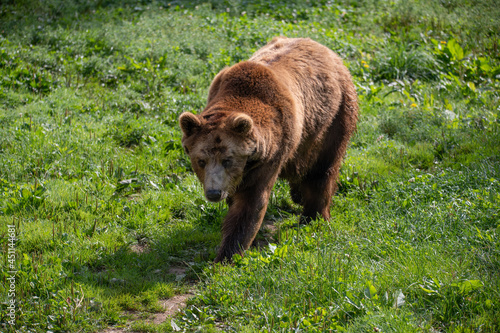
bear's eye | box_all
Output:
[222,159,232,168]
[197,159,206,168]
[184,146,190,154]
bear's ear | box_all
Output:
[229,114,253,135]
[179,112,202,137]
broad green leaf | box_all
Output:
[447,39,464,60]
[451,280,483,294]
[21,188,30,199]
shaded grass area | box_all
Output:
[0,0,499,332]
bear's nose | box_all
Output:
[205,189,222,202]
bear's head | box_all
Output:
[179,111,258,202]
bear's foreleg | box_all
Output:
[215,174,277,263]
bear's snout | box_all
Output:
[205,189,224,202]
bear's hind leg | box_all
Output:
[289,182,302,205]
[300,172,337,222]
[299,97,357,223]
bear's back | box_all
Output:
[250,37,357,178]
[249,37,350,136]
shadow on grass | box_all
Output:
[74,224,220,298]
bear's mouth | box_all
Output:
[205,189,228,202]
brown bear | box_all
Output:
[179,37,358,263]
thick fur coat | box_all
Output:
[179,37,358,262]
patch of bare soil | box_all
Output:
[130,242,149,254]
[153,293,193,325]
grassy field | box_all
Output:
[0,0,499,332]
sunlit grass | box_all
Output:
[0,0,499,332]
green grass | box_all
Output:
[0,0,499,332]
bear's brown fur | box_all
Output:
[179,37,358,262]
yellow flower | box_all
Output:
[410,103,417,108]
[440,41,446,44]
[363,64,369,68]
